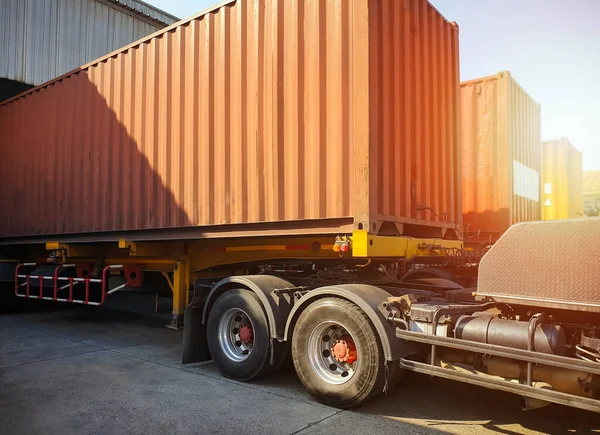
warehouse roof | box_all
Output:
[0,0,180,90]
[106,0,180,26]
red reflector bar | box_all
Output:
[284,245,312,251]
[208,244,321,253]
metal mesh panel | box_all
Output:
[477,218,600,313]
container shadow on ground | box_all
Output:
[0,351,335,435]
[0,66,192,239]
[358,372,600,434]
[1,301,599,435]
[175,338,600,433]
[0,303,448,435]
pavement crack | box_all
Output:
[289,409,344,435]
[107,349,178,368]
[37,330,102,347]
[180,366,335,409]
[0,348,106,370]
[108,350,334,410]
[33,330,170,351]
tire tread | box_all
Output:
[291,297,386,408]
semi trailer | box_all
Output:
[1,0,598,414]
[4,218,600,413]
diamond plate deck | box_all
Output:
[477,218,600,313]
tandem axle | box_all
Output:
[3,219,600,413]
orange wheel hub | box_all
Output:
[331,335,357,364]
[239,324,253,344]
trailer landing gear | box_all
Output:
[167,314,184,330]
[166,260,189,330]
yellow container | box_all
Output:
[542,138,583,220]
[584,171,600,216]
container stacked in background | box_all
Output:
[460,71,541,244]
[541,138,583,220]
[0,0,462,241]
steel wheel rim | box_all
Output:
[218,308,254,362]
[307,321,359,385]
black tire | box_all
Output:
[207,289,279,381]
[291,297,387,408]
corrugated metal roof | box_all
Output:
[0,0,179,88]
[106,0,179,26]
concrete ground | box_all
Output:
[1,294,598,435]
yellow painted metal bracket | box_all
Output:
[118,239,185,258]
[188,237,339,273]
[45,242,104,259]
[350,230,463,259]
[172,259,190,318]
[118,239,136,254]
[161,271,174,292]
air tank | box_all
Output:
[454,315,567,355]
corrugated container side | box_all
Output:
[367,0,461,235]
[461,72,541,239]
[542,138,583,220]
[507,75,541,224]
[461,75,510,237]
[0,0,358,238]
[0,0,461,240]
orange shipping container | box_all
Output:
[461,71,541,242]
[0,0,461,242]
[542,138,583,220]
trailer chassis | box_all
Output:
[3,220,600,413]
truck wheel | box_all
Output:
[207,289,278,381]
[291,297,386,408]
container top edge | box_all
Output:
[423,0,458,28]
[460,71,511,87]
[543,137,582,153]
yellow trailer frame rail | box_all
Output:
[4,233,465,329]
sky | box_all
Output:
[146,0,600,170]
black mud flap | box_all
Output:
[182,281,212,365]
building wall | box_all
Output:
[0,0,178,94]
[584,170,600,217]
